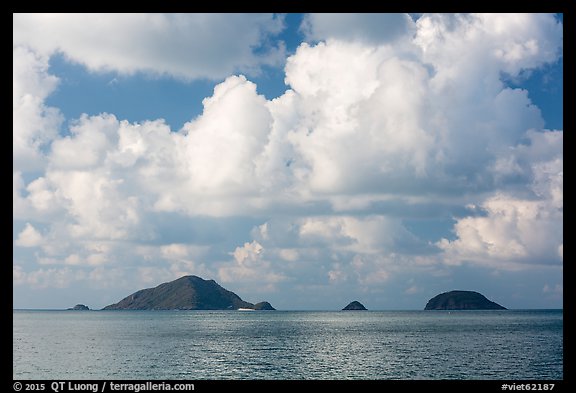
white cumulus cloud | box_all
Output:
[219,241,285,291]
[15,223,44,247]
[13,46,62,172]
[438,131,562,268]
[301,13,416,44]
[13,13,286,80]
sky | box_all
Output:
[13,13,563,310]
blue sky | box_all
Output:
[13,13,563,310]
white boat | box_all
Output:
[237,308,255,311]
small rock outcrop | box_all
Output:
[342,301,367,310]
[424,290,506,310]
[68,304,89,310]
[253,301,276,310]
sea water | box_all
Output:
[13,309,562,380]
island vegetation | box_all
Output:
[424,290,506,310]
[103,275,275,311]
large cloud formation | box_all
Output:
[13,14,562,307]
[13,13,286,80]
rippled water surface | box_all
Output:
[13,310,562,380]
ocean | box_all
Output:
[13,309,562,380]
